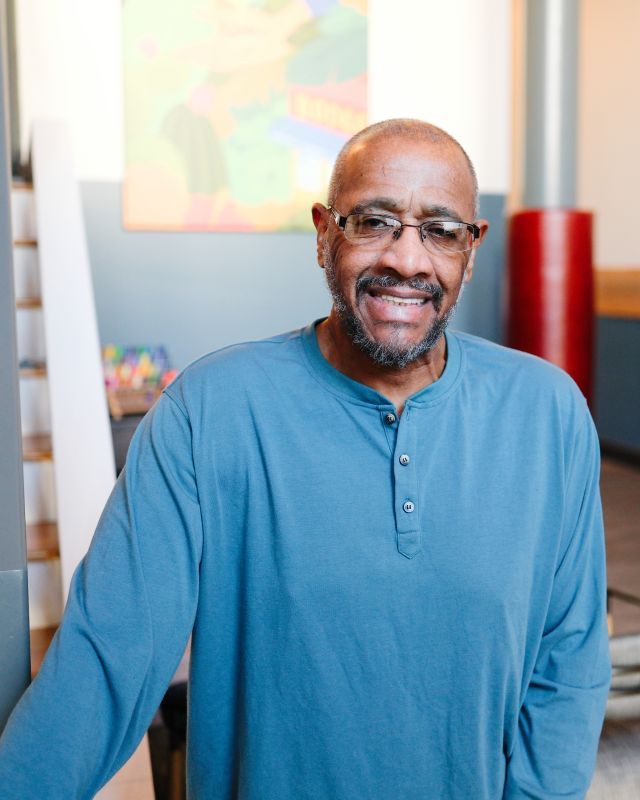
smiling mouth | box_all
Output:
[374,293,428,307]
[356,276,443,311]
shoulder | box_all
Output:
[162,327,307,410]
[451,329,590,428]
[452,329,585,395]
[180,328,303,377]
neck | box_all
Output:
[316,311,447,415]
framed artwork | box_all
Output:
[123,0,367,231]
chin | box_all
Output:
[371,329,424,352]
[352,324,442,369]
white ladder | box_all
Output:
[12,119,154,799]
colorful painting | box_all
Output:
[123,0,368,231]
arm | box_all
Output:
[504,414,611,799]
[0,390,202,798]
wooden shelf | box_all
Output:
[596,268,640,319]
[26,521,59,561]
[13,238,38,248]
[19,365,47,378]
[16,297,42,309]
[22,433,53,461]
[30,626,57,677]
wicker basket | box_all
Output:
[107,387,162,420]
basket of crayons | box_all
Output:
[103,345,178,419]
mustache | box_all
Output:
[356,275,444,304]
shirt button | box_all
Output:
[399,454,410,466]
[403,500,415,513]
[384,412,396,426]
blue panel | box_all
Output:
[595,317,640,452]
[452,194,506,345]
[0,569,30,731]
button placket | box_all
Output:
[380,407,399,454]
[392,408,421,559]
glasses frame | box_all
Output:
[328,206,481,253]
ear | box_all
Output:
[463,218,489,283]
[312,203,329,268]
[463,251,476,283]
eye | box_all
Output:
[358,214,396,231]
[425,221,460,240]
[346,214,398,239]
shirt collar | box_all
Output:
[300,319,463,408]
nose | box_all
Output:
[377,223,436,279]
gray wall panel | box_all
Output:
[456,194,505,344]
[0,0,31,729]
[595,317,640,453]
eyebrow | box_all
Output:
[350,197,404,214]
[349,198,464,222]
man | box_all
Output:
[0,119,610,798]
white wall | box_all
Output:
[369,0,512,195]
[578,0,640,267]
[15,0,123,182]
[15,0,512,194]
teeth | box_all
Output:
[378,294,426,306]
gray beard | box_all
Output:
[323,246,464,369]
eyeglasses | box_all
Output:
[328,207,480,255]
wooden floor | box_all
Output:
[94,739,155,800]
[602,457,640,635]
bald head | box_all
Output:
[328,118,479,218]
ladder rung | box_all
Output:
[19,366,47,378]
[13,238,38,248]
[26,521,59,561]
[22,433,53,461]
[16,297,42,309]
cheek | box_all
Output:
[330,237,354,266]
[437,258,468,291]
[328,242,372,292]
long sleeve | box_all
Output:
[504,414,611,799]
[0,390,203,799]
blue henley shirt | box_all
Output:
[0,322,610,799]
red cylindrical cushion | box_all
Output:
[506,209,594,402]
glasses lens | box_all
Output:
[422,221,473,253]
[344,214,399,242]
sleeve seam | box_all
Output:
[162,386,190,423]
[161,387,204,564]
[555,412,597,576]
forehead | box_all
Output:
[336,136,476,220]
